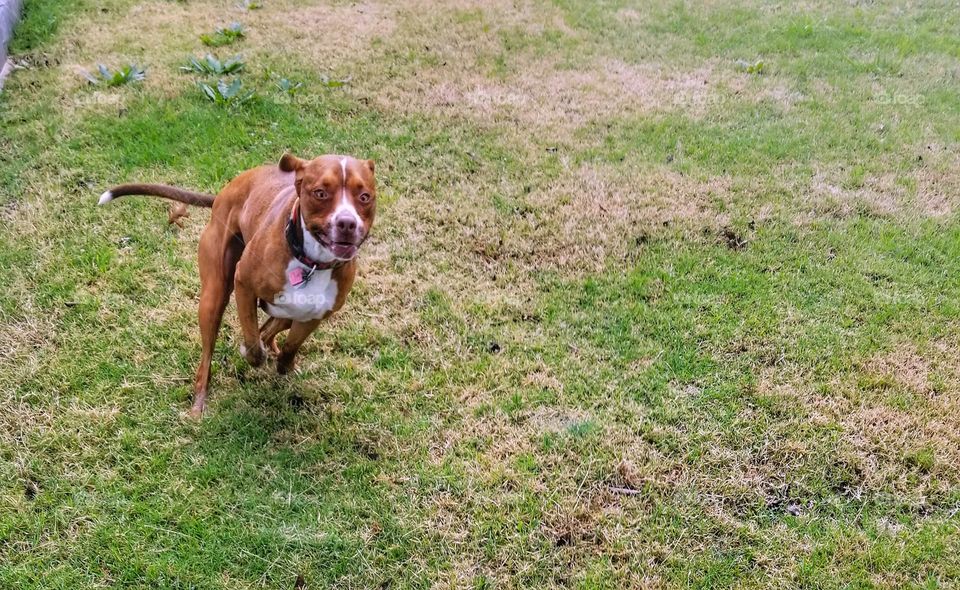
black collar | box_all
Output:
[285,198,345,271]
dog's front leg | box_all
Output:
[277,319,322,375]
[234,279,266,367]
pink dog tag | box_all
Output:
[288,267,304,286]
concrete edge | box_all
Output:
[0,58,12,92]
[0,0,22,92]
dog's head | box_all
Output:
[280,153,376,261]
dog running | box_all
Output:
[98,153,376,417]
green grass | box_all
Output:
[2,0,960,587]
[7,0,85,53]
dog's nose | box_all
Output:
[334,215,358,234]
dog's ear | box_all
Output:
[365,159,375,173]
[279,153,304,173]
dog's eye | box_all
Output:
[359,193,372,204]
[312,189,328,200]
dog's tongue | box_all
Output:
[331,243,357,260]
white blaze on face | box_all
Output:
[334,157,362,231]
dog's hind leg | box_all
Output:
[260,316,292,356]
[191,230,243,418]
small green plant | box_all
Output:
[198,78,255,106]
[275,78,303,96]
[200,22,245,47]
[180,54,245,75]
[736,59,766,75]
[319,74,351,88]
[83,64,146,86]
[237,0,263,9]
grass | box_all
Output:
[1,0,960,587]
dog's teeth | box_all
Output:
[97,190,114,205]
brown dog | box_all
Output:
[99,154,376,416]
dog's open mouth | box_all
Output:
[329,241,357,259]
[311,228,362,261]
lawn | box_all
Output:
[1,0,959,587]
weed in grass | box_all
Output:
[82,63,146,87]
[180,54,245,76]
[736,58,767,75]
[198,78,255,106]
[319,74,351,88]
[200,22,245,47]
[275,78,303,97]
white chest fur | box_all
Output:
[264,259,339,322]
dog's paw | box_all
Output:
[276,353,297,375]
[188,389,208,420]
[187,400,206,420]
[264,338,281,357]
[241,341,267,367]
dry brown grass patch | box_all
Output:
[865,344,935,397]
[761,344,960,501]
[417,59,718,130]
[373,54,731,142]
[519,163,734,271]
[256,1,396,64]
[914,143,960,217]
[351,1,769,143]
[838,403,960,498]
[0,316,56,377]
[807,148,960,220]
[808,169,906,219]
[375,159,739,284]
[429,405,593,471]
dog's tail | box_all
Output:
[97,184,215,208]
